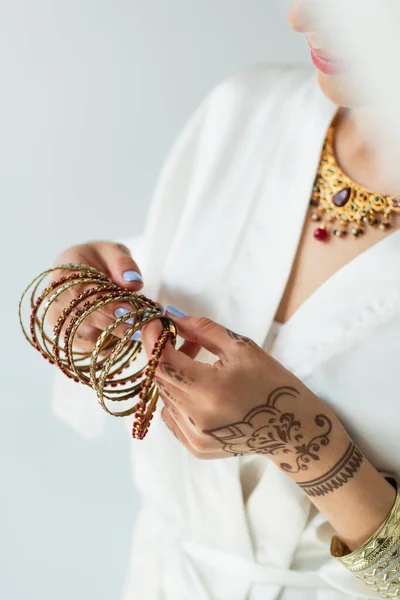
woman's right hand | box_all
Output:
[46,240,149,352]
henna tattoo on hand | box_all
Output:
[202,386,332,471]
[279,413,333,474]
[154,378,179,413]
[155,377,172,397]
[225,328,253,347]
[158,361,194,386]
[298,441,363,497]
[155,376,195,426]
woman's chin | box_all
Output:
[317,71,368,108]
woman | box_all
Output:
[51,1,400,599]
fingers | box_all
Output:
[155,344,216,399]
[80,241,150,328]
[175,339,203,360]
[140,312,202,358]
[153,366,213,437]
[47,241,150,345]
[164,312,257,359]
[160,404,222,460]
[68,323,104,353]
[156,378,211,452]
[95,241,144,291]
[140,316,210,397]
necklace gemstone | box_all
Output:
[314,227,329,241]
[332,187,351,207]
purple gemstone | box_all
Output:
[393,198,399,207]
[333,188,351,208]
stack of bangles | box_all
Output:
[331,476,400,599]
[18,263,177,440]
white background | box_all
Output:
[1,1,309,598]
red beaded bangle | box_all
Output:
[19,263,177,440]
[51,283,120,379]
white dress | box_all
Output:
[239,320,334,600]
[52,64,400,600]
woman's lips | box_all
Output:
[309,44,348,75]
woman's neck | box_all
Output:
[334,106,399,196]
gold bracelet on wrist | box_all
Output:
[331,476,400,599]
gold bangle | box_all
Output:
[331,476,400,598]
[19,263,177,440]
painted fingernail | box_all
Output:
[114,307,135,324]
[123,270,143,283]
[130,330,141,341]
[165,304,186,317]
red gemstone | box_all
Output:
[314,227,329,241]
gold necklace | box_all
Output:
[310,112,400,241]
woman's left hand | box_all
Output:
[140,310,348,472]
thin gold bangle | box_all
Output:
[19,263,177,440]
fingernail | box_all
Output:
[157,303,164,312]
[165,304,186,317]
[123,270,143,283]
[130,330,141,341]
[114,307,135,324]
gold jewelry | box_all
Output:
[310,111,400,242]
[19,263,177,440]
[331,476,400,598]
